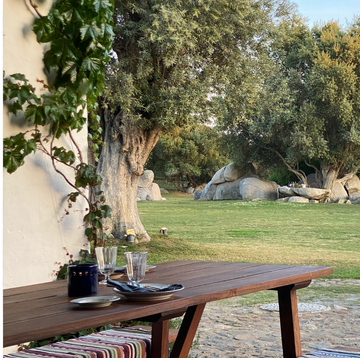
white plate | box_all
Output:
[70,296,121,308]
[113,283,184,302]
[114,265,156,273]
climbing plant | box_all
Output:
[3,0,115,255]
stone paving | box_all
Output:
[189,279,360,358]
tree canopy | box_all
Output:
[147,124,229,190]
[223,16,360,191]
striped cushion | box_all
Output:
[5,328,152,358]
[301,348,360,358]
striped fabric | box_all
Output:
[301,349,360,358]
[5,328,152,358]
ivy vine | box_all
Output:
[3,0,115,255]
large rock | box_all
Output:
[292,187,331,200]
[211,167,226,184]
[137,183,162,201]
[239,178,279,201]
[278,186,296,197]
[350,192,360,201]
[306,173,322,188]
[332,182,348,200]
[345,175,360,195]
[213,178,243,200]
[200,181,217,200]
[223,163,242,182]
[288,196,309,203]
[193,190,203,200]
[138,170,154,188]
[223,162,256,182]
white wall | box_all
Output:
[3,0,89,290]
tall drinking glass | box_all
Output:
[124,252,148,284]
[95,246,118,285]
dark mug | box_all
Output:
[68,264,98,297]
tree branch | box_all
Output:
[304,160,323,187]
[336,173,354,185]
[68,129,83,163]
[28,0,43,18]
[262,145,308,185]
[47,123,91,208]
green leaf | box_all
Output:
[101,23,115,38]
[68,191,80,202]
[8,102,23,115]
[81,57,101,73]
[62,61,77,77]
[80,24,102,41]
[94,0,112,13]
[25,105,46,125]
[85,228,93,237]
[93,219,103,229]
[53,147,76,165]
[33,17,55,43]
[3,151,23,174]
[10,73,27,81]
[60,88,77,106]
[100,204,112,218]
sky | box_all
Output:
[292,0,360,27]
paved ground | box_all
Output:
[189,279,360,358]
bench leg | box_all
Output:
[278,286,302,358]
[151,320,170,358]
[170,303,206,358]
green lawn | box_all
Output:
[119,193,360,279]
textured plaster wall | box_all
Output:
[3,0,89,290]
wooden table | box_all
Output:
[3,261,333,358]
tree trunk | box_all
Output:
[97,110,162,241]
[321,165,340,197]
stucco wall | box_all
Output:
[3,0,89,290]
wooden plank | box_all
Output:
[145,262,259,282]
[3,280,64,297]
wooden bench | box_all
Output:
[4,325,178,358]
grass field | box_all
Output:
[118,193,360,279]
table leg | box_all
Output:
[170,303,206,358]
[151,320,170,358]
[277,286,302,358]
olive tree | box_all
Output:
[223,17,360,194]
[97,0,293,240]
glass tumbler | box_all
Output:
[124,251,148,284]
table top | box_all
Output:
[3,261,333,347]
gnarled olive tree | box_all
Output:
[97,0,293,240]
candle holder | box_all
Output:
[68,264,98,297]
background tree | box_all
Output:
[98,0,294,240]
[147,124,229,191]
[223,17,360,195]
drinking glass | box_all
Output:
[124,252,148,284]
[95,246,118,285]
